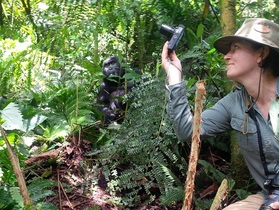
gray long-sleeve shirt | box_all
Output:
[166,79,279,193]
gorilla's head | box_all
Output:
[102,56,124,78]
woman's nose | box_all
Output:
[224,51,232,60]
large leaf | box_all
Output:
[0,103,24,131]
[23,114,48,132]
[0,103,47,132]
[270,99,279,135]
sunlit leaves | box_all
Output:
[0,103,24,131]
[0,102,47,133]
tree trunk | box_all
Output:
[220,0,236,35]
[0,0,3,26]
[220,0,251,188]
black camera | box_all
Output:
[260,171,279,210]
[159,24,185,53]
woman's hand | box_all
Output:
[161,41,182,85]
[270,201,279,209]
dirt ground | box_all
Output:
[26,137,184,210]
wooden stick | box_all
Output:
[59,180,74,209]
[210,179,228,210]
[182,81,206,210]
[57,169,62,210]
[0,125,34,209]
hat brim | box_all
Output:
[214,35,258,55]
[214,35,279,55]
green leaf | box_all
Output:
[0,103,24,131]
[235,189,251,200]
[196,23,204,38]
[185,28,198,50]
[206,48,216,55]
[107,74,120,83]
[123,70,141,80]
[270,99,279,134]
[23,114,47,132]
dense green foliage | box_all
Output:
[0,0,278,209]
[97,75,187,207]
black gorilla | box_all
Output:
[98,56,137,124]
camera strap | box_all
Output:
[244,90,269,177]
[246,106,269,177]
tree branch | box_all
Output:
[182,81,206,210]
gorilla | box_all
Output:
[98,56,138,124]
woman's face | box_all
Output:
[224,40,262,83]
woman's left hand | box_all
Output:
[270,201,279,209]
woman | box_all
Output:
[161,18,279,209]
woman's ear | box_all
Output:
[257,46,270,67]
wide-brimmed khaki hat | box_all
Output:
[214,18,279,55]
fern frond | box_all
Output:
[98,74,187,206]
[9,187,24,208]
[28,179,57,202]
[160,187,184,205]
[158,162,183,187]
[35,202,58,210]
[0,186,15,209]
[32,190,56,203]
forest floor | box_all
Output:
[26,134,256,210]
[27,137,184,210]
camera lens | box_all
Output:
[159,24,174,39]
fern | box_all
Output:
[96,74,229,208]
[83,207,101,210]
[98,74,188,207]
[28,178,57,203]
[0,148,17,185]
[158,162,183,187]
[194,198,214,210]
[0,179,57,210]
[160,187,184,205]
[0,186,15,209]
[35,202,58,210]
[9,187,24,208]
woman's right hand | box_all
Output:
[161,41,182,85]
